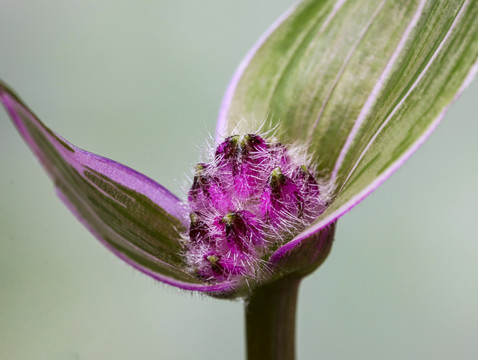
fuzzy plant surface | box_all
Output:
[1,0,477,359]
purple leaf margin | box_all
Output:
[0,79,235,294]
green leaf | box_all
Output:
[0,80,234,293]
[218,0,478,235]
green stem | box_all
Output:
[245,276,301,360]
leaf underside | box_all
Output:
[219,0,478,239]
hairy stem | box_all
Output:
[245,276,301,360]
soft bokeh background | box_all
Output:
[1,1,477,359]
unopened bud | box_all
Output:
[261,167,304,226]
[186,134,325,282]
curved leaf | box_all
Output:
[217,0,478,241]
[269,222,336,278]
[0,80,234,293]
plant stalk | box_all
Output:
[245,275,301,360]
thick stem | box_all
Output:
[245,276,301,360]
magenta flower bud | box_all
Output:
[188,163,209,205]
[293,165,325,222]
[188,163,232,213]
[185,133,326,283]
[215,134,268,167]
[261,167,304,227]
[214,210,264,252]
[215,134,269,197]
[189,245,229,281]
[200,251,249,280]
[188,212,210,243]
[212,255,248,276]
[188,211,264,280]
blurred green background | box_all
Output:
[1,1,477,359]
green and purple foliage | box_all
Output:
[1,0,477,359]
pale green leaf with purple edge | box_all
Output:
[0,80,234,294]
[217,0,478,250]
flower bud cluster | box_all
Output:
[186,134,326,281]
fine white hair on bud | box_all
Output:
[184,133,328,282]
